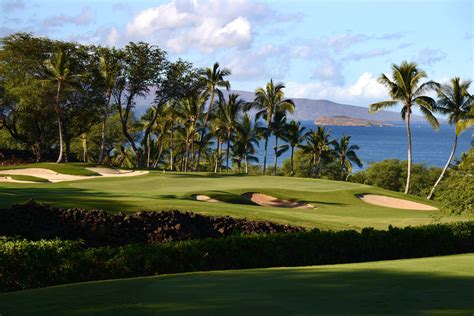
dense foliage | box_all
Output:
[1,221,472,292]
[349,159,442,196]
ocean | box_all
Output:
[257,122,473,171]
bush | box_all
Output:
[436,174,474,215]
[1,221,473,292]
[350,159,441,196]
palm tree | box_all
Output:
[427,78,473,199]
[233,113,262,173]
[97,48,120,164]
[271,111,289,175]
[43,49,77,163]
[196,62,231,170]
[299,126,332,178]
[369,61,439,194]
[216,93,245,173]
[331,135,362,180]
[254,79,295,174]
[177,94,206,172]
[284,120,307,176]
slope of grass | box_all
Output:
[0,163,470,229]
[1,254,472,315]
[0,162,99,176]
[0,174,49,182]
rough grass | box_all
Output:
[1,254,472,315]
[0,163,471,230]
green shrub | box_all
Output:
[436,174,474,215]
[1,222,473,292]
[350,159,441,196]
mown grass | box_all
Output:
[0,162,99,176]
[1,254,472,315]
[0,174,49,182]
[0,163,471,230]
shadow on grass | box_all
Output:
[2,268,473,315]
[0,187,134,211]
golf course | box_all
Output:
[0,163,461,230]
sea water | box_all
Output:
[258,122,473,171]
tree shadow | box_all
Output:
[3,266,473,315]
[0,187,134,211]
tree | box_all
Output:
[299,126,332,178]
[43,49,79,163]
[176,93,206,172]
[270,111,289,175]
[233,113,262,173]
[216,93,245,173]
[253,79,295,175]
[284,120,307,176]
[331,135,362,180]
[195,62,231,171]
[97,47,121,164]
[427,78,473,199]
[113,42,166,167]
[369,61,439,194]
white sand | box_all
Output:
[244,193,314,209]
[0,167,148,183]
[192,194,220,203]
[357,194,438,210]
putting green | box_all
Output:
[0,163,470,229]
[1,254,472,315]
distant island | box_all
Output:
[315,115,392,127]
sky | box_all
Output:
[1,0,473,108]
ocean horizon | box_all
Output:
[257,122,473,171]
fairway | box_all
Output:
[0,164,468,230]
[0,164,463,229]
[1,254,472,315]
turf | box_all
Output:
[1,254,472,315]
[0,163,471,229]
[0,162,99,176]
[0,174,49,182]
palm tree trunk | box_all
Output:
[339,156,345,180]
[245,154,248,173]
[404,109,412,194]
[55,82,64,164]
[170,125,174,171]
[273,135,278,176]
[196,89,215,171]
[98,90,111,165]
[290,146,295,176]
[82,135,87,162]
[427,134,458,199]
[214,136,220,173]
[219,139,224,173]
[226,130,231,174]
[146,133,151,168]
[263,135,269,175]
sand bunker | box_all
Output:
[244,193,314,209]
[357,194,437,211]
[0,167,148,183]
[192,194,220,203]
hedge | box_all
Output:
[1,221,473,292]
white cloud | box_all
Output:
[125,0,266,53]
[285,72,387,105]
[223,44,287,80]
[312,58,344,83]
[107,27,120,47]
[414,48,447,66]
[42,7,94,28]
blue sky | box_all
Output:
[1,0,472,107]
